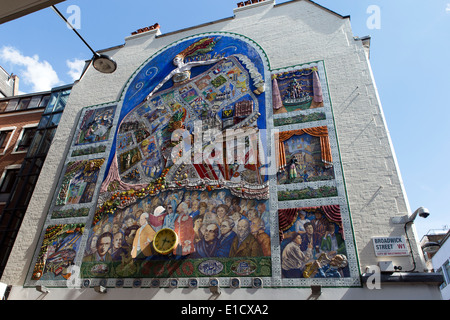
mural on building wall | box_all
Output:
[278,206,349,279]
[272,67,323,112]
[27,34,360,288]
[271,66,326,127]
[276,130,334,185]
[103,36,268,197]
[31,224,84,281]
[81,188,271,278]
[79,34,272,279]
[55,158,105,206]
[51,207,90,219]
[75,105,116,145]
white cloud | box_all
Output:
[66,58,86,81]
[447,3,450,13]
[0,46,62,93]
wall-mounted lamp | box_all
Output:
[150,279,160,288]
[422,241,441,254]
[35,285,49,293]
[51,5,117,74]
[208,278,221,298]
[307,285,322,300]
[94,285,107,294]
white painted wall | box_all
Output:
[1,0,438,299]
[432,236,450,300]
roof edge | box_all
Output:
[98,0,350,55]
[275,0,350,20]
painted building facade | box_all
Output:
[0,0,442,299]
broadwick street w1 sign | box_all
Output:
[372,236,409,256]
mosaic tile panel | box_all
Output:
[25,33,360,289]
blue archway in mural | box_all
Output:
[103,33,270,188]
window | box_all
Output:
[28,95,42,109]
[438,267,447,290]
[0,129,14,154]
[48,113,62,127]
[0,168,20,194]
[45,90,70,114]
[38,115,50,129]
[44,94,58,114]
[16,97,31,110]
[39,95,51,108]
[0,101,8,112]
[445,261,450,285]
[0,85,72,279]
[54,91,70,112]
[0,94,51,114]
[15,126,37,152]
[4,98,18,112]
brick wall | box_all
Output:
[0,110,43,172]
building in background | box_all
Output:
[420,229,450,300]
[0,66,19,98]
[0,90,48,212]
[0,85,72,279]
[0,0,443,300]
[421,229,448,271]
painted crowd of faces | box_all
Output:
[280,207,349,279]
[82,189,271,266]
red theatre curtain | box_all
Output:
[275,126,332,171]
[278,205,344,241]
[278,208,299,232]
[278,207,298,242]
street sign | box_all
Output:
[372,236,409,256]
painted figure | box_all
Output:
[216,218,236,257]
[281,232,313,278]
[145,38,227,100]
[193,223,220,258]
[112,225,139,261]
[83,232,113,262]
[131,212,156,258]
[250,217,271,256]
[288,157,298,180]
[174,202,195,255]
[229,219,263,257]
[314,254,348,278]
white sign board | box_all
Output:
[372,236,409,256]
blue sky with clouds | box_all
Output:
[0,0,449,238]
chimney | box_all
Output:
[10,74,19,96]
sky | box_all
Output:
[0,0,449,239]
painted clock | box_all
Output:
[153,228,178,255]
